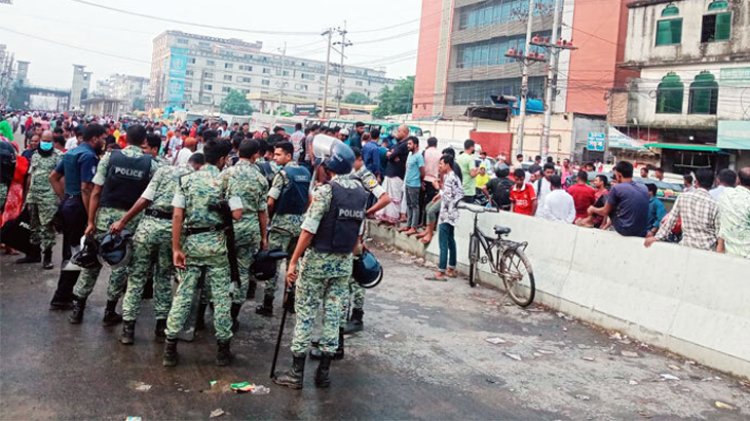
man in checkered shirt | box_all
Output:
[645,169,719,251]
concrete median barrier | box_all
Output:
[368,210,750,378]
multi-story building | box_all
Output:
[413,0,636,122]
[148,30,396,114]
[616,0,750,171]
[70,64,92,111]
[95,74,149,112]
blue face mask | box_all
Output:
[40,141,53,151]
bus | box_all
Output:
[304,118,425,139]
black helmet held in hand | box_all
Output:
[251,248,289,281]
[71,235,101,270]
[97,229,134,268]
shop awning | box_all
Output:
[643,143,722,152]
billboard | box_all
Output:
[167,47,188,105]
[717,120,750,150]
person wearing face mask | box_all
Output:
[48,124,107,310]
[18,131,63,269]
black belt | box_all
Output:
[185,225,223,236]
[145,208,172,220]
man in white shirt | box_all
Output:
[537,175,575,224]
[710,168,736,201]
[174,137,196,166]
[64,126,81,150]
[533,162,555,213]
[289,123,305,162]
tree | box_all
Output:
[343,92,373,105]
[132,97,145,111]
[372,76,414,119]
[220,89,254,115]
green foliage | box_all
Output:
[372,76,414,119]
[343,92,373,105]
[220,89,254,115]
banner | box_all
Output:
[167,47,188,105]
[717,120,750,150]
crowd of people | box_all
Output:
[1,111,748,389]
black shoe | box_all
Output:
[195,303,207,331]
[273,352,306,389]
[246,280,257,300]
[42,248,53,270]
[216,339,233,366]
[120,320,135,345]
[255,295,274,317]
[314,352,334,388]
[68,296,86,324]
[102,300,123,326]
[163,338,178,367]
[309,329,345,361]
[230,303,241,333]
[50,271,78,310]
[344,308,364,334]
[15,250,41,264]
[154,319,167,339]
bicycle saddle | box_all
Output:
[493,225,511,235]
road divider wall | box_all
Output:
[367,210,750,378]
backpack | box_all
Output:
[492,178,513,210]
[0,141,17,186]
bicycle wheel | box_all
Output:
[468,234,479,288]
[499,248,535,307]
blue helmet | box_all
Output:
[352,250,383,289]
[312,134,355,175]
[97,230,133,268]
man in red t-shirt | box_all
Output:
[567,170,596,221]
[510,168,537,216]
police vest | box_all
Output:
[275,165,312,215]
[100,150,152,210]
[256,161,275,187]
[312,180,368,254]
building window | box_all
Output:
[262,68,271,74]
[456,32,549,68]
[451,77,544,105]
[701,8,731,43]
[225,63,233,69]
[188,58,196,64]
[204,84,213,91]
[295,84,308,91]
[688,71,718,115]
[222,87,231,93]
[206,60,215,66]
[458,0,554,30]
[224,75,232,81]
[177,38,188,45]
[202,95,212,103]
[655,5,682,46]
[185,70,194,76]
[655,72,684,114]
[241,89,250,94]
[262,79,270,86]
[203,72,213,79]
[240,77,252,83]
[355,81,364,86]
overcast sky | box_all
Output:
[0,0,421,90]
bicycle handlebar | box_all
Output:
[457,202,499,214]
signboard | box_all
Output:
[607,126,646,150]
[167,80,185,104]
[167,47,188,105]
[717,120,750,150]
[294,103,318,115]
[586,132,605,151]
[720,67,750,87]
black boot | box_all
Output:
[255,295,274,317]
[42,248,54,270]
[154,319,167,339]
[314,352,334,388]
[230,303,241,333]
[163,338,178,367]
[15,247,41,264]
[216,339,233,366]
[344,308,364,334]
[246,280,257,300]
[273,352,306,389]
[68,296,86,324]
[310,329,345,361]
[120,320,135,345]
[50,271,78,310]
[195,303,207,331]
[102,300,123,326]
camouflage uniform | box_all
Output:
[26,149,63,250]
[264,162,305,299]
[290,176,363,354]
[73,146,158,301]
[165,164,233,341]
[221,159,268,304]
[121,164,190,322]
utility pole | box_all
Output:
[334,22,352,118]
[321,28,335,120]
[515,0,536,159]
[277,42,287,116]
[540,0,562,158]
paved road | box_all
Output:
[1,244,748,420]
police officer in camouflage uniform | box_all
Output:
[274,136,368,390]
[220,138,268,332]
[69,125,157,326]
[22,130,63,269]
[162,139,235,367]
[113,134,188,344]
[256,141,311,317]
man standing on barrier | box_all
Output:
[256,141,311,317]
[162,139,235,367]
[111,134,189,344]
[220,139,269,332]
[69,124,157,325]
[274,136,368,389]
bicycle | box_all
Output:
[458,202,536,308]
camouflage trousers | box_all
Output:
[340,278,366,325]
[28,202,58,250]
[165,264,233,341]
[234,241,259,305]
[122,216,173,322]
[73,208,137,301]
[262,227,298,299]
[290,271,349,354]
